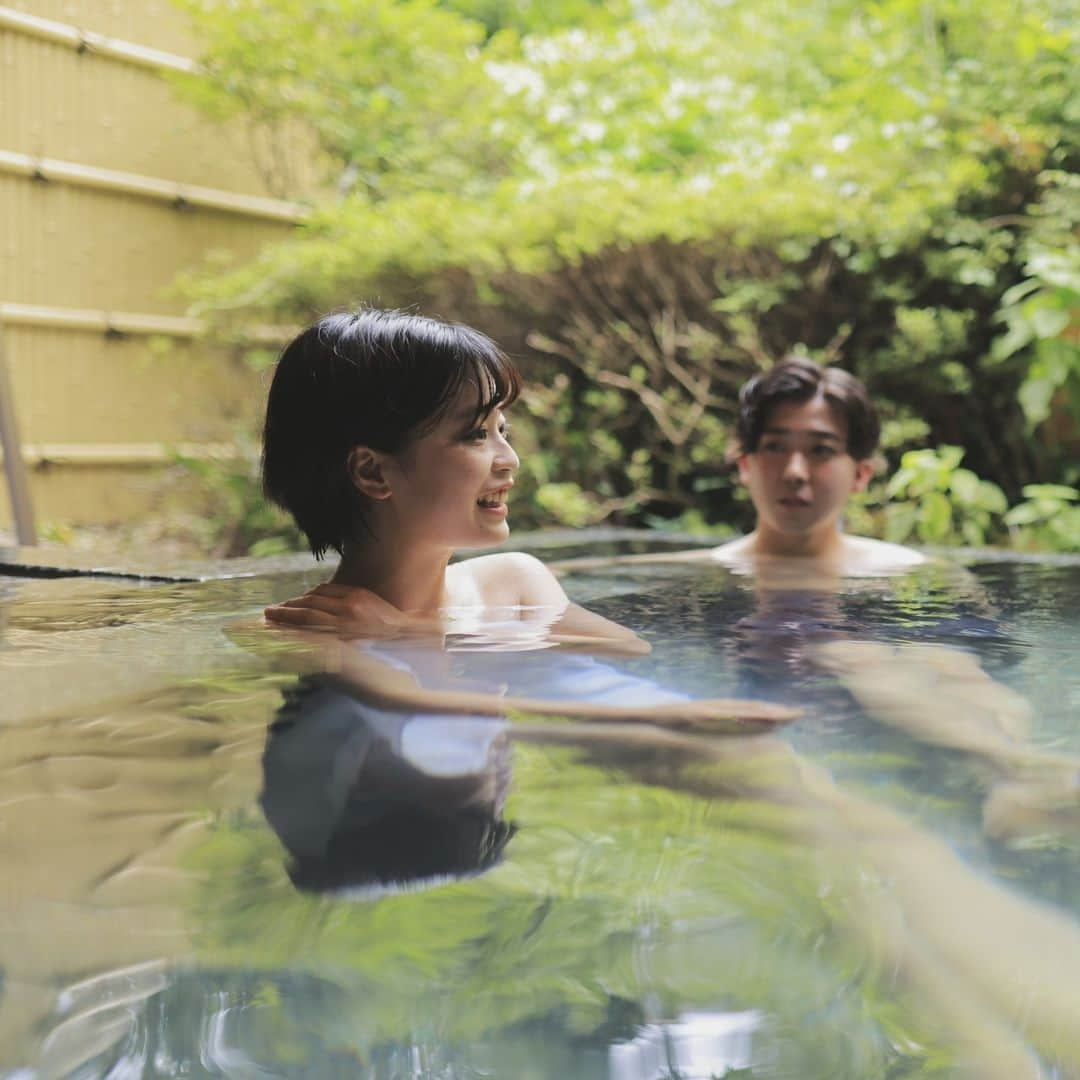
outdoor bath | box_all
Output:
[2,537,1079,1079]
[2,0,1077,1076]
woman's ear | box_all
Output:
[347,447,392,500]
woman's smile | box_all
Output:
[477,484,512,516]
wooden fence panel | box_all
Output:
[0,3,311,533]
[0,175,296,311]
[0,14,323,197]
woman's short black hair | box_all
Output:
[263,308,521,559]
[734,356,880,460]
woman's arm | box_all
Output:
[244,621,798,735]
[322,637,797,734]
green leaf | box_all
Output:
[1029,305,1071,340]
[1020,484,1079,501]
[999,279,1042,307]
[1003,502,1049,526]
[976,481,1008,514]
[991,321,1035,362]
[884,503,918,544]
[917,491,953,543]
[1018,377,1057,428]
[948,468,980,505]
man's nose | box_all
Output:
[783,451,809,482]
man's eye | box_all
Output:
[761,441,785,453]
[812,445,838,459]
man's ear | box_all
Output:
[347,447,392,500]
[852,458,874,493]
[735,454,752,485]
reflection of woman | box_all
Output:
[259,625,774,897]
[261,677,514,895]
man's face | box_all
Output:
[737,394,873,545]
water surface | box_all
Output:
[2,550,1079,1078]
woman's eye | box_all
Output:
[465,428,487,442]
[499,423,511,439]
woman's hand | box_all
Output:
[264,584,443,640]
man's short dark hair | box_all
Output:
[263,309,521,559]
[734,356,880,460]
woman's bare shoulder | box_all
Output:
[450,552,566,608]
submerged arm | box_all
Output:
[256,627,797,735]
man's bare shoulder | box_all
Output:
[839,535,926,574]
[708,536,755,566]
[710,533,926,578]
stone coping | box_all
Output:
[0,528,718,582]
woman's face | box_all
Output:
[379,384,519,551]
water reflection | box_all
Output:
[262,678,514,896]
[610,1010,760,1080]
[4,557,1080,1077]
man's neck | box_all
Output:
[750,523,845,562]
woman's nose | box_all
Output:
[495,433,519,473]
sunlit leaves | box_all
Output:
[176,0,1075,305]
[884,447,1010,546]
[173,0,1078,550]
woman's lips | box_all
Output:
[477,488,510,516]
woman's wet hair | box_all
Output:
[733,356,881,460]
[263,308,521,559]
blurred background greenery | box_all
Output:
[171,0,1078,555]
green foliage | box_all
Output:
[1004,483,1080,551]
[438,0,623,36]
[993,172,1080,434]
[173,0,499,202]
[534,481,596,527]
[173,0,1079,552]
[173,440,306,557]
[847,447,1080,552]
[882,446,1009,546]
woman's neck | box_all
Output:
[332,538,453,612]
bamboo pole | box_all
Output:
[0,6,198,75]
[0,323,37,545]
[0,443,241,468]
[0,149,309,224]
[0,303,294,344]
